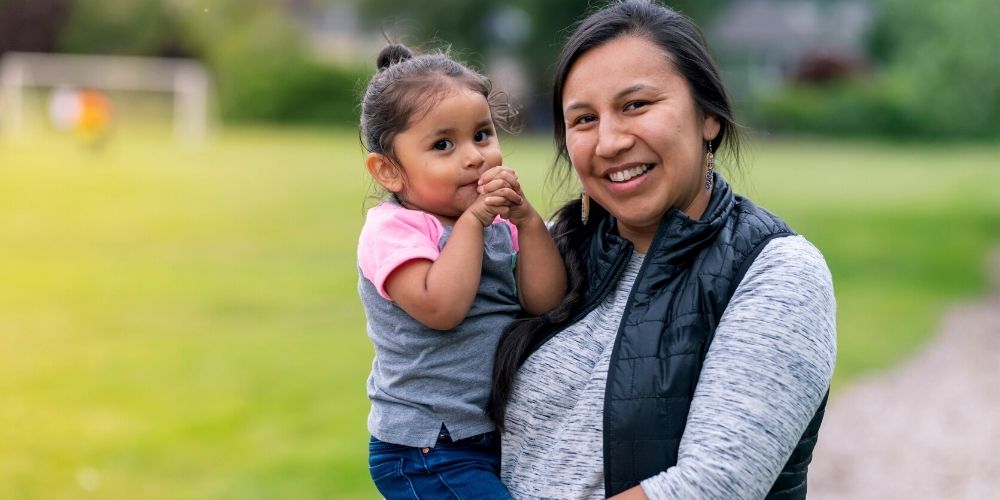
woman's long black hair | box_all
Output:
[487,0,742,429]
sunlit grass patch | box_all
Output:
[1,130,997,498]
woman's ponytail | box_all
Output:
[487,198,608,429]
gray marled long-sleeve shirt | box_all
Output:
[501,235,836,499]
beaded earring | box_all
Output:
[705,140,715,191]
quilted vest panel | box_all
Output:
[578,177,826,498]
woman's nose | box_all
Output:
[595,117,633,158]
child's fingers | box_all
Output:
[478,165,511,183]
[483,188,524,207]
[494,186,524,204]
[478,173,522,196]
[478,166,521,192]
[478,178,515,195]
[495,168,522,193]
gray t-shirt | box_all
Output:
[358,207,521,448]
[501,235,836,499]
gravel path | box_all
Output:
[807,253,1000,500]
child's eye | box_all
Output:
[474,130,492,143]
[433,139,453,151]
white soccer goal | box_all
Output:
[0,52,211,143]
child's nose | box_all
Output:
[462,145,486,169]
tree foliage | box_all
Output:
[873,0,1000,138]
[42,0,367,124]
[59,0,192,56]
[356,0,728,126]
[759,0,1000,139]
[0,0,73,55]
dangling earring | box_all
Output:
[705,140,715,191]
[581,190,590,225]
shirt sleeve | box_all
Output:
[496,216,519,252]
[640,235,837,499]
[358,204,444,301]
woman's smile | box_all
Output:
[608,163,653,183]
[602,162,655,195]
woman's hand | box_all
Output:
[609,485,649,500]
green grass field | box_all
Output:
[1,128,998,499]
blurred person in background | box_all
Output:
[48,86,112,150]
[488,1,836,498]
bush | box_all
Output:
[751,0,1000,140]
[755,78,919,139]
[755,71,1000,140]
[216,57,367,125]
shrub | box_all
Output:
[216,57,366,125]
[750,0,1000,140]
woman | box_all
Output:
[489,1,836,499]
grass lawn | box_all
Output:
[1,128,998,499]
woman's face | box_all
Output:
[562,35,720,251]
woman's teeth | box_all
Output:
[609,164,652,182]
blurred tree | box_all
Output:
[0,0,73,55]
[58,0,194,57]
[756,0,1000,139]
[356,0,729,129]
[32,0,743,127]
[47,0,366,124]
[181,0,365,123]
[868,0,1000,138]
[357,0,502,58]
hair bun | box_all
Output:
[377,44,413,70]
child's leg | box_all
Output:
[420,430,511,499]
[369,431,511,500]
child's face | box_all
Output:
[391,87,502,224]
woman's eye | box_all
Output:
[433,139,453,151]
[572,115,596,126]
[625,101,648,111]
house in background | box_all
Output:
[709,0,875,100]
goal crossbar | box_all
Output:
[0,52,211,143]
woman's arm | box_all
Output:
[634,235,836,500]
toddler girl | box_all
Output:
[357,44,566,499]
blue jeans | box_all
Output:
[368,428,512,499]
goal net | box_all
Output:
[0,52,211,143]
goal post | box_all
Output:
[0,52,211,143]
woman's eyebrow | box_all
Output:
[565,84,653,113]
[615,84,651,100]
[564,101,591,113]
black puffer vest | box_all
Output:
[532,176,827,498]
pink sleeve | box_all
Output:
[358,205,444,300]
[496,216,519,252]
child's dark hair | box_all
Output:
[359,43,516,167]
